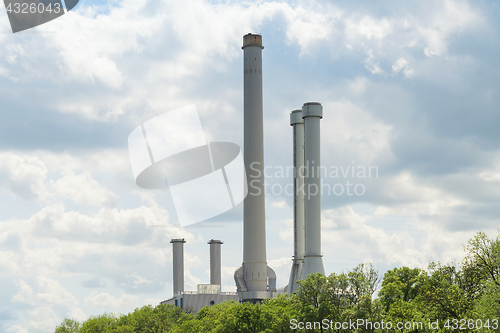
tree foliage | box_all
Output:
[54,231,500,333]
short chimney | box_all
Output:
[208,239,223,286]
[170,238,186,296]
[300,102,325,280]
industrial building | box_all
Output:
[161,33,325,310]
[160,239,239,313]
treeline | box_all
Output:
[55,231,500,332]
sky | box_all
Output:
[1,0,500,331]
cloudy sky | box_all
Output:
[1,0,500,331]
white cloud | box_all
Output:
[268,256,291,269]
[271,200,288,208]
[34,277,79,308]
[143,298,163,306]
[0,152,125,206]
[51,170,118,206]
[184,255,203,291]
[347,76,368,95]
[0,0,286,121]
[221,266,237,293]
[37,150,132,177]
[346,15,392,42]
[28,307,61,333]
[419,0,480,57]
[479,171,500,182]
[279,219,293,243]
[321,100,393,165]
[322,206,425,267]
[82,276,106,288]
[342,1,481,74]
[374,172,467,217]
[12,278,86,323]
[11,280,36,305]
[0,190,192,282]
[84,291,141,308]
[122,273,156,291]
[0,153,49,201]
[0,0,484,130]
[416,221,475,265]
[10,277,86,332]
[363,49,383,75]
[283,3,340,56]
[0,65,18,82]
[5,325,29,333]
[46,0,162,89]
[392,57,413,78]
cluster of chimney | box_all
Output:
[287,103,325,294]
[168,33,325,302]
[170,238,223,296]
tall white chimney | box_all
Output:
[208,239,223,286]
[300,102,325,280]
[288,109,305,293]
[170,238,186,296]
[234,33,275,303]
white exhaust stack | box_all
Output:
[171,238,186,296]
[208,239,223,286]
[288,110,305,294]
[300,102,325,280]
[234,33,276,303]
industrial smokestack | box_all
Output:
[300,102,325,280]
[288,110,305,294]
[234,33,275,303]
[171,238,186,296]
[208,239,223,286]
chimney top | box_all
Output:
[170,238,186,243]
[302,102,323,119]
[242,33,264,49]
[290,110,304,125]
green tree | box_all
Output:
[294,272,330,331]
[475,280,500,333]
[129,304,193,332]
[174,301,238,332]
[80,313,120,333]
[260,294,296,332]
[341,264,383,333]
[417,262,478,332]
[379,266,422,312]
[463,231,500,302]
[463,231,500,287]
[54,318,81,333]
[176,300,272,333]
[464,231,500,332]
[294,264,382,332]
